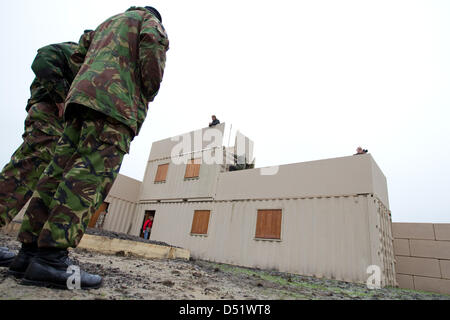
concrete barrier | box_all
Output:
[77,234,190,260]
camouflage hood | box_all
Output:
[27,42,80,110]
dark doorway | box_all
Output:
[141,210,156,239]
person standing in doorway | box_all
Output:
[143,216,154,240]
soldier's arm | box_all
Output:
[139,19,169,102]
[31,44,71,104]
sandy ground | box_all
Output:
[1,232,449,300]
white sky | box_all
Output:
[0,1,449,223]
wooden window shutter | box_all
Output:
[185,158,202,179]
[255,210,282,240]
[155,164,169,183]
[185,159,193,179]
[191,210,211,235]
[192,159,201,177]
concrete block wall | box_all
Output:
[393,223,450,295]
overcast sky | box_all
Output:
[0,1,449,223]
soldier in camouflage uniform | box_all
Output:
[18,6,169,290]
[0,35,93,268]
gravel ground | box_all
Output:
[1,232,449,300]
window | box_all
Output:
[191,210,211,235]
[255,209,282,240]
[155,164,169,183]
[185,158,201,179]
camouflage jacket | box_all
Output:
[66,7,170,136]
[27,42,79,110]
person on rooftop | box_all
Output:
[209,115,220,127]
[354,147,368,155]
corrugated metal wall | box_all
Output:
[148,124,226,161]
[102,195,137,235]
[133,194,395,286]
[140,149,222,201]
[373,198,396,286]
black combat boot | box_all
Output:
[22,248,102,290]
[0,247,16,268]
[7,243,38,278]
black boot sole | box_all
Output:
[21,278,102,290]
[7,269,26,279]
[0,258,14,268]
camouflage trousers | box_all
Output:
[0,102,63,227]
[18,105,132,249]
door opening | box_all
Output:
[141,210,156,239]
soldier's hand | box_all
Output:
[56,103,65,118]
